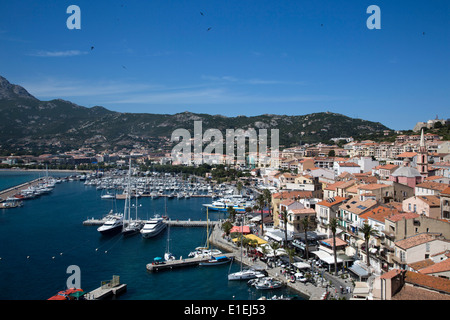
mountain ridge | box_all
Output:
[0,75,391,154]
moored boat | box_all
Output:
[199,255,232,266]
[248,277,284,290]
[97,213,123,235]
[140,216,166,238]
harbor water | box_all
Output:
[0,171,302,300]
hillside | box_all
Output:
[0,76,390,154]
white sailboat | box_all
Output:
[164,222,175,261]
[122,158,142,237]
[197,207,231,266]
[188,207,222,258]
[163,197,176,261]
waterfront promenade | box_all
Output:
[209,223,354,300]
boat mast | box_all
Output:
[206,207,209,249]
[123,158,131,229]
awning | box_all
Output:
[257,244,288,257]
[265,230,293,242]
[245,234,267,245]
[352,282,370,296]
[292,261,311,270]
[230,225,251,234]
[312,249,343,265]
[348,262,369,278]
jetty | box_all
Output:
[83,218,220,227]
[0,178,42,202]
[146,253,235,272]
[85,275,127,300]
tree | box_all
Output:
[222,220,233,236]
[227,206,237,223]
[286,247,296,269]
[269,241,280,262]
[301,217,310,259]
[280,208,289,249]
[360,223,379,268]
[256,193,266,236]
[236,181,243,195]
[263,188,272,231]
[328,218,339,276]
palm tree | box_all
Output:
[269,241,280,262]
[236,181,243,195]
[286,247,296,269]
[301,217,310,260]
[256,193,265,236]
[360,223,379,267]
[280,207,289,249]
[328,218,339,276]
[263,188,272,227]
[227,206,237,223]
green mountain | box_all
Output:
[0,75,390,154]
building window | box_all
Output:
[408,203,411,211]
[400,251,406,262]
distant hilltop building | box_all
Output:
[413,116,447,132]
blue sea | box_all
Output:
[0,171,302,300]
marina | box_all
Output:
[1,170,301,300]
[0,169,345,301]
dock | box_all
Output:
[83,218,220,227]
[146,253,235,272]
[85,275,127,300]
[0,178,42,203]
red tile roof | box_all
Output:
[317,196,347,208]
[405,271,450,294]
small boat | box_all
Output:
[228,268,266,281]
[258,294,298,300]
[140,216,166,239]
[101,192,115,199]
[249,277,284,290]
[48,288,85,300]
[199,255,232,266]
[188,247,223,258]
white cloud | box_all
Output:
[21,76,337,109]
[28,50,89,57]
[201,74,306,86]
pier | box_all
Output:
[85,275,127,300]
[0,178,42,201]
[83,218,220,227]
[146,253,235,272]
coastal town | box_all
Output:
[1,117,449,300]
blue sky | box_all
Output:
[0,1,449,130]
